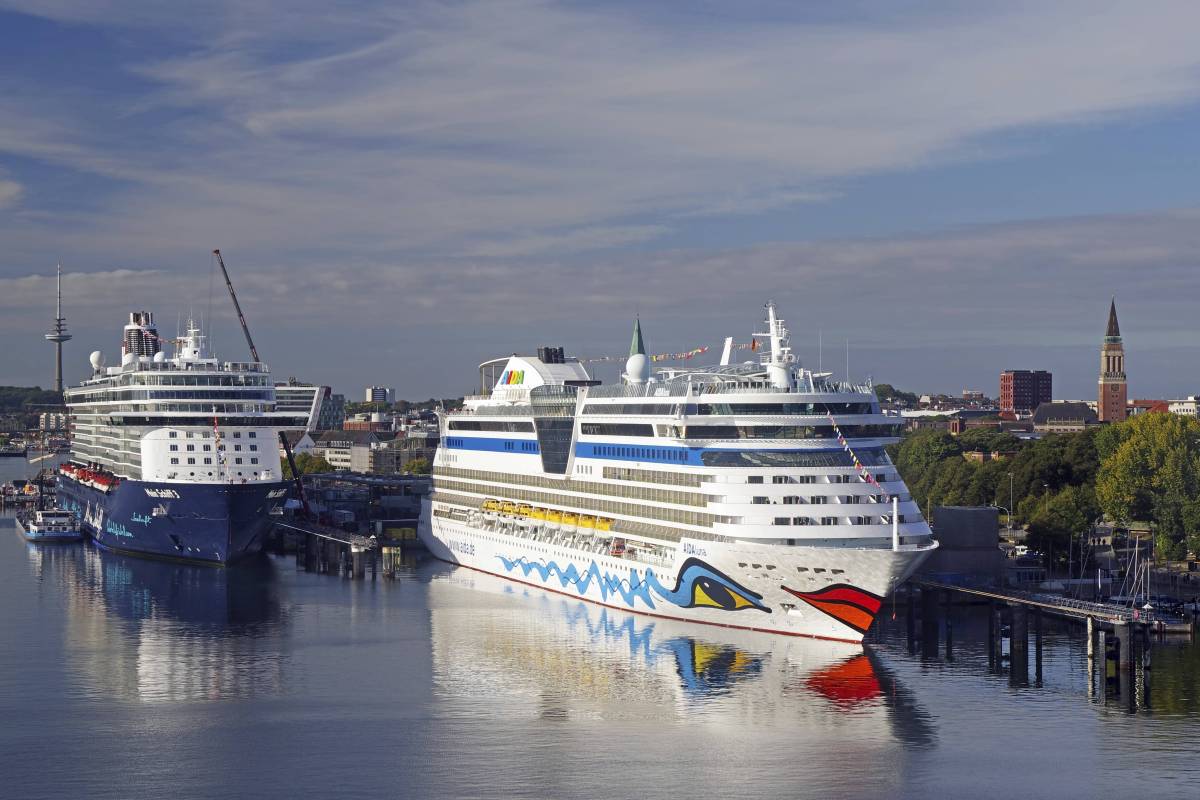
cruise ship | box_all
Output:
[57,313,306,564]
[420,304,937,642]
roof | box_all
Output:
[1032,401,1097,425]
[316,429,381,446]
[281,430,312,447]
[1106,298,1121,339]
[629,317,646,357]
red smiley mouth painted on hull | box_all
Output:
[782,584,884,635]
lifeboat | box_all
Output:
[530,507,547,521]
[578,515,595,529]
[482,499,500,512]
[545,510,562,524]
[610,538,626,557]
[516,504,533,517]
[561,512,578,527]
[596,517,613,532]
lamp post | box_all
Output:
[1008,472,1014,535]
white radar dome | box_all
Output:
[624,352,650,385]
[89,350,106,371]
[153,351,166,363]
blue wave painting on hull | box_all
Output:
[496,555,769,614]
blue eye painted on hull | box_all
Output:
[653,558,770,613]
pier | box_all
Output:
[273,521,412,580]
[903,579,1188,709]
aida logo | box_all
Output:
[498,370,525,386]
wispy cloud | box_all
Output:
[2,2,1200,394]
[3,1,1200,265]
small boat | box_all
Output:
[16,508,83,543]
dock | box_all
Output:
[274,520,413,580]
[907,578,1191,705]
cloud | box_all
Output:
[2,2,1200,394]
[0,177,21,207]
[3,1,1200,266]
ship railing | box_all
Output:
[449,405,574,417]
[587,381,876,399]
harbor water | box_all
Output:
[4,462,1200,799]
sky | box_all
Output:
[1,0,1199,401]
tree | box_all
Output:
[957,427,1020,454]
[874,383,919,407]
[1025,485,1099,570]
[1095,412,1200,559]
[282,452,332,480]
[405,457,431,475]
[893,430,963,512]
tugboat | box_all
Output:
[16,508,83,543]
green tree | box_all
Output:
[957,427,1020,454]
[282,452,332,480]
[874,383,919,407]
[893,430,963,512]
[405,457,431,475]
[1025,485,1100,569]
[1095,413,1200,558]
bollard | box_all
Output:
[352,548,365,580]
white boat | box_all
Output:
[16,508,83,543]
[420,303,937,643]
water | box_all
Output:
[2,455,1200,799]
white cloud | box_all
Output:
[0,177,21,207]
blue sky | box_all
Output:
[1,0,1199,400]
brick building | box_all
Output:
[999,370,1052,415]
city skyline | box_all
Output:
[2,2,1199,398]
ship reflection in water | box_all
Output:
[427,566,934,746]
[25,541,286,703]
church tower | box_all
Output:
[1098,298,1127,422]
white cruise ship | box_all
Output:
[57,313,307,564]
[419,304,936,642]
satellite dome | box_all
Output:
[153,351,166,363]
[624,352,649,385]
[89,350,105,371]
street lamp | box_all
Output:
[1007,471,1015,535]
[993,505,1012,538]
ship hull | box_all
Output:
[420,500,934,643]
[57,474,286,565]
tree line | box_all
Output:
[891,413,1200,562]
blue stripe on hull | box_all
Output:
[56,475,285,565]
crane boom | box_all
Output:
[213,249,260,363]
[212,248,311,518]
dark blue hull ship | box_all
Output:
[57,473,286,565]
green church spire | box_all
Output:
[630,317,646,357]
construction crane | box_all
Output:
[213,248,261,362]
[212,249,311,518]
